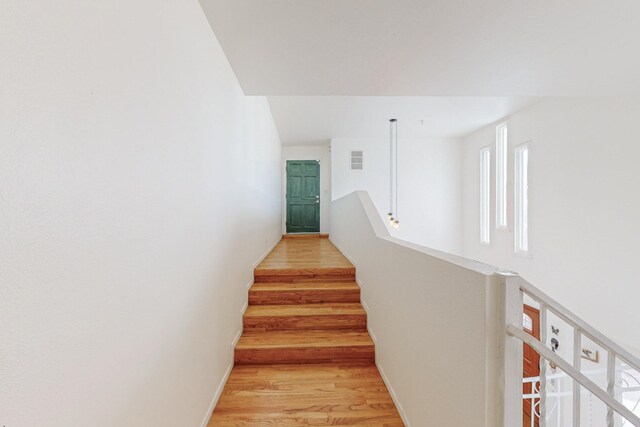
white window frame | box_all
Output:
[514,143,529,255]
[479,146,491,244]
[495,122,508,229]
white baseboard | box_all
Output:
[200,239,279,427]
[199,357,234,427]
[359,297,378,345]
[360,294,411,426]
[201,236,411,427]
[231,327,243,348]
[328,237,359,270]
[253,238,280,269]
[199,325,244,427]
[359,292,369,311]
[376,359,412,427]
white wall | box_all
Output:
[281,144,331,234]
[330,191,505,427]
[462,97,640,351]
[0,2,281,426]
[331,137,463,254]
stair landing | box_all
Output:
[209,235,404,426]
[254,236,355,282]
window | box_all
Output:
[480,147,491,244]
[496,123,508,229]
[514,144,529,254]
[523,313,533,332]
[350,150,363,170]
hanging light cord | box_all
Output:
[389,120,393,218]
[395,121,398,223]
[387,119,399,229]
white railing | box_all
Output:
[507,276,640,427]
[331,191,640,427]
[524,370,640,427]
[524,374,560,427]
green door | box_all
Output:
[286,160,320,233]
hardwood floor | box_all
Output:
[254,237,355,282]
[235,330,374,365]
[244,303,368,332]
[249,281,361,305]
[209,364,404,426]
[210,236,404,426]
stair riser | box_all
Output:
[249,290,360,305]
[254,268,356,283]
[235,346,375,365]
[243,315,366,332]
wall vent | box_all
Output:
[350,150,363,170]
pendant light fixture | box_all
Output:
[388,119,400,229]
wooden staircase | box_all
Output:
[235,241,375,365]
[210,236,404,426]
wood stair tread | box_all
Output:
[244,303,365,317]
[254,267,356,283]
[213,237,403,424]
[237,330,373,349]
[255,266,355,273]
[235,331,375,364]
[250,281,359,291]
[249,281,361,305]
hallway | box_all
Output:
[209,236,404,426]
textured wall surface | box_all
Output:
[461,97,640,352]
[330,191,502,427]
[331,137,463,254]
[0,1,281,425]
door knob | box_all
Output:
[315,200,320,204]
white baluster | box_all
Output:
[532,380,538,427]
[574,327,581,427]
[607,351,615,427]
[540,303,547,427]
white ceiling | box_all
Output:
[200,0,640,96]
[200,0,640,144]
[268,96,539,145]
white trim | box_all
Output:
[376,350,412,427]
[514,143,530,255]
[199,306,248,427]
[240,300,248,316]
[495,122,508,230]
[330,237,410,425]
[480,146,492,244]
[253,238,280,269]
[329,237,359,269]
[231,327,243,348]
[199,359,234,427]
[359,296,377,344]
[284,160,323,233]
[360,296,370,313]
[200,241,278,427]
[513,276,640,370]
[200,300,247,426]
[507,325,640,427]
[360,294,411,427]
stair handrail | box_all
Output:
[507,276,640,427]
[513,276,640,370]
[508,325,640,426]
